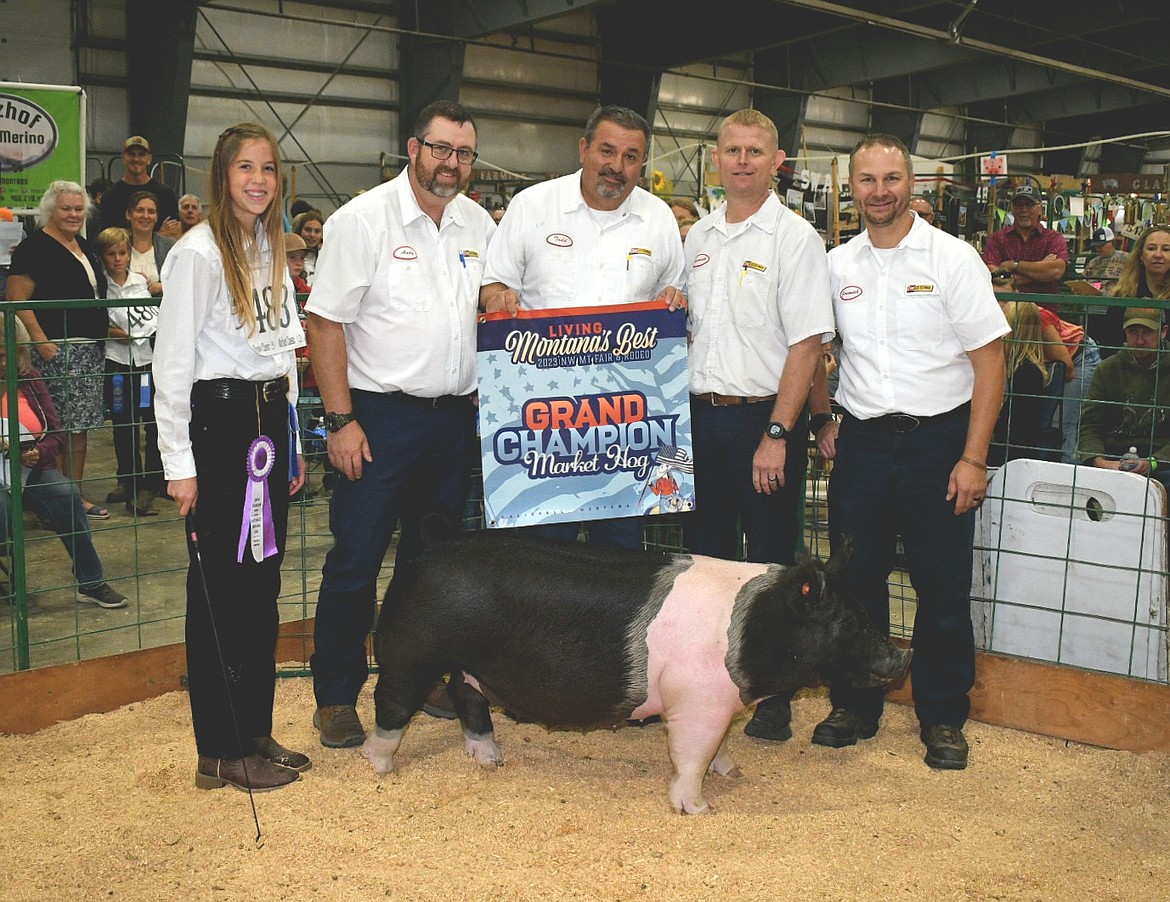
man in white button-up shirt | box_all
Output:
[812,134,1007,770]
[303,101,496,749]
[479,105,686,549]
[682,108,833,743]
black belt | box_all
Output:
[194,376,289,404]
[862,402,970,434]
[691,392,777,407]
[388,391,472,410]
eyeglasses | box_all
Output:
[419,140,478,165]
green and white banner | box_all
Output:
[0,83,85,212]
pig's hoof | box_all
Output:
[672,797,712,815]
[464,735,503,767]
[709,762,742,779]
[361,736,397,775]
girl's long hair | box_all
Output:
[1112,225,1170,301]
[207,122,286,335]
[1002,301,1048,381]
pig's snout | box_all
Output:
[851,641,912,692]
[866,644,912,686]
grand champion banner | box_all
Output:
[478,301,694,529]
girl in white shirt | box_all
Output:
[154,122,309,793]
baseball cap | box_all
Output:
[1123,308,1164,332]
[123,136,151,153]
[1011,185,1042,205]
[283,232,307,253]
[1089,226,1114,248]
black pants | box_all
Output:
[184,381,290,758]
[105,360,164,495]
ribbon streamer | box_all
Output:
[238,435,278,563]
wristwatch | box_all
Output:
[324,411,358,433]
[766,421,790,441]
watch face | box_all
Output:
[767,422,785,440]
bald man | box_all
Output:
[910,197,937,226]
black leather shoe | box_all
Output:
[313,704,366,748]
[195,754,300,791]
[811,707,879,748]
[253,735,312,772]
[743,697,794,741]
[921,723,968,770]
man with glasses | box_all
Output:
[479,105,686,549]
[303,100,497,749]
[982,184,1068,301]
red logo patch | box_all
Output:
[392,245,418,261]
[839,285,863,301]
[692,253,710,268]
[546,233,573,248]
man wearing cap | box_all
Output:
[982,185,1068,300]
[100,136,181,235]
[1083,226,1129,292]
[1078,307,1170,490]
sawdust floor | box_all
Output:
[3,677,1168,901]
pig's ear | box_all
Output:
[824,536,853,580]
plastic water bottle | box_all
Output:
[111,374,124,415]
[1119,446,1141,472]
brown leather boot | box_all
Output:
[253,736,312,772]
[194,754,301,791]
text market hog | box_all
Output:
[363,525,911,814]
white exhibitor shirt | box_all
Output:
[685,192,835,397]
[481,171,684,310]
[828,212,1010,420]
[154,222,303,479]
[104,271,156,367]
[304,170,496,396]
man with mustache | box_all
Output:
[303,100,497,749]
[480,105,686,550]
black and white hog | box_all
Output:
[362,524,910,814]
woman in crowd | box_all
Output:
[0,316,127,608]
[154,122,310,792]
[126,190,176,297]
[6,180,111,519]
[291,208,324,286]
[1113,225,1170,302]
[989,301,1051,466]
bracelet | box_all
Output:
[960,455,986,469]
[809,412,836,434]
[1150,457,1158,472]
[1013,260,1019,272]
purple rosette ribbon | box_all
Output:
[238,435,278,563]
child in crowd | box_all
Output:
[95,227,163,516]
[284,232,311,296]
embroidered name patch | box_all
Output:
[460,248,480,261]
[392,245,418,261]
[546,233,573,248]
[628,247,652,258]
[692,253,710,268]
[840,285,863,301]
[741,260,767,274]
[906,284,936,293]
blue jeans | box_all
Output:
[1062,339,1101,464]
[311,390,476,708]
[0,468,104,587]
[826,407,976,728]
[684,400,807,565]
